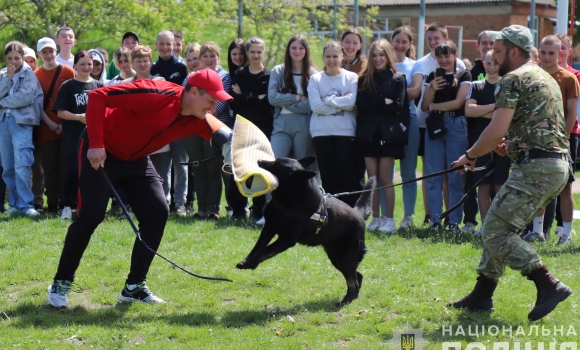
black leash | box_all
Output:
[98,168,233,282]
[179,155,223,166]
[327,155,494,199]
[440,154,510,219]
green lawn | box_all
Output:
[1,185,579,349]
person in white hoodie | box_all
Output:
[308,41,359,207]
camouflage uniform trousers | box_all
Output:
[476,157,568,280]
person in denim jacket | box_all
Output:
[0,41,43,216]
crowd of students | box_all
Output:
[0,23,578,244]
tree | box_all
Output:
[0,0,211,54]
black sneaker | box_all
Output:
[423,214,432,225]
[447,224,460,233]
[118,282,166,304]
[430,223,442,232]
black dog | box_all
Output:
[236,156,375,307]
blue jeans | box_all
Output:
[399,114,420,215]
[424,116,468,225]
[0,113,35,212]
[169,138,189,207]
[379,114,420,216]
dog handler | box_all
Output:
[48,68,233,307]
[448,25,571,321]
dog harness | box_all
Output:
[270,187,328,234]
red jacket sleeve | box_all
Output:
[86,80,183,149]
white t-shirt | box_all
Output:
[413,54,466,127]
[56,54,74,67]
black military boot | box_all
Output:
[448,275,497,311]
[526,264,572,321]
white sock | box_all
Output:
[533,216,544,233]
[562,222,572,237]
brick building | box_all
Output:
[352,0,556,61]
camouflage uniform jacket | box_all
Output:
[494,62,569,160]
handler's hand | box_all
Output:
[450,154,475,174]
[87,148,106,170]
[494,139,507,157]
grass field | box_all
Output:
[1,181,580,349]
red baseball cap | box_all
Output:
[187,68,233,101]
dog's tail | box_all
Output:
[354,177,376,220]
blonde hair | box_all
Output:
[359,39,398,93]
[200,41,220,58]
[322,41,342,70]
[113,47,132,68]
[131,45,152,61]
[185,42,201,56]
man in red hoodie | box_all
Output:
[48,68,233,307]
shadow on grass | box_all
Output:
[3,298,339,329]
[367,226,486,246]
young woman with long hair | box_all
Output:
[184,42,201,73]
[0,41,42,216]
[391,26,422,229]
[268,35,318,167]
[420,41,471,232]
[356,39,407,232]
[227,38,248,77]
[229,37,274,222]
[308,41,359,207]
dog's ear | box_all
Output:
[298,156,316,168]
[291,169,317,181]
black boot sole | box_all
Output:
[528,282,572,321]
[448,298,494,312]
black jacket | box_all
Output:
[230,66,274,126]
[356,69,409,144]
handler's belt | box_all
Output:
[516,149,566,164]
[271,187,328,234]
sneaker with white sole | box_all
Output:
[60,206,72,220]
[176,205,187,217]
[460,222,477,233]
[399,216,414,229]
[24,208,40,217]
[48,280,72,307]
[118,282,166,304]
[378,218,397,233]
[366,217,382,231]
[4,207,18,215]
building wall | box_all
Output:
[356,2,556,62]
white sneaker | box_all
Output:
[176,205,187,217]
[399,216,414,229]
[24,208,40,217]
[60,206,72,220]
[460,222,477,233]
[378,218,397,233]
[474,227,483,237]
[367,217,382,231]
[4,207,18,215]
[255,217,265,225]
[555,226,563,237]
[48,280,72,308]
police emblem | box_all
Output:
[386,322,429,350]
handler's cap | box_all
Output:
[485,25,533,52]
[37,37,57,52]
[187,68,233,101]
